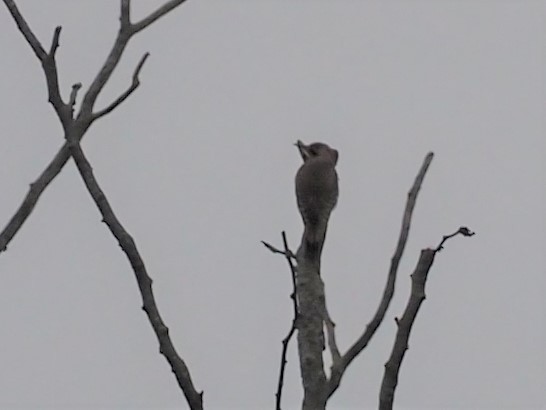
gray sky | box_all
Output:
[0,1,544,409]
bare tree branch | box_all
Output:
[0,144,72,253]
[66,138,203,410]
[77,20,131,119]
[79,0,186,119]
[435,226,475,252]
[266,232,300,410]
[2,0,46,60]
[120,0,131,27]
[379,249,435,410]
[3,2,69,126]
[327,152,434,397]
[379,228,474,410]
[262,239,296,259]
[48,25,61,56]
[91,52,150,121]
[132,0,188,33]
[3,2,203,408]
[1,0,187,253]
[41,26,70,127]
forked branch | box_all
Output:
[379,228,474,410]
[2,1,201,408]
[262,233,299,410]
[91,52,150,121]
[327,152,434,397]
[1,0,186,252]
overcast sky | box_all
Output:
[0,1,544,409]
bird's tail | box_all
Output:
[302,218,328,260]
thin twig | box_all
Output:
[48,25,61,56]
[327,152,434,397]
[79,0,186,120]
[3,2,69,126]
[261,240,296,259]
[132,0,188,33]
[91,52,150,121]
[69,83,82,108]
[435,226,475,252]
[264,232,299,410]
[379,228,474,410]
[66,138,204,410]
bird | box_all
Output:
[295,140,339,259]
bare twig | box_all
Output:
[262,240,296,259]
[79,0,186,121]
[379,228,474,410]
[2,0,46,60]
[263,233,299,409]
[435,226,475,252]
[41,26,70,127]
[270,232,299,410]
[3,2,69,126]
[327,152,434,397]
[91,52,150,121]
[69,83,82,108]
[132,0,188,33]
[48,25,61,56]
[66,137,203,410]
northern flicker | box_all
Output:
[295,140,339,257]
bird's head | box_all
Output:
[295,140,338,165]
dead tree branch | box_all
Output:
[296,254,328,409]
[132,0,188,33]
[3,0,46,60]
[327,151,434,397]
[0,144,72,253]
[1,0,184,253]
[2,1,201,408]
[3,1,69,126]
[65,137,203,409]
[91,52,150,121]
[263,232,299,410]
[379,228,474,410]
[1,0,183,250]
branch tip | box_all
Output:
[89,52,151,122]
[69,83,82,107]
[435,226,475,252]
[49,26,62,56]
[134,52,150,82]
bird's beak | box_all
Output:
[295,140,310,161]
